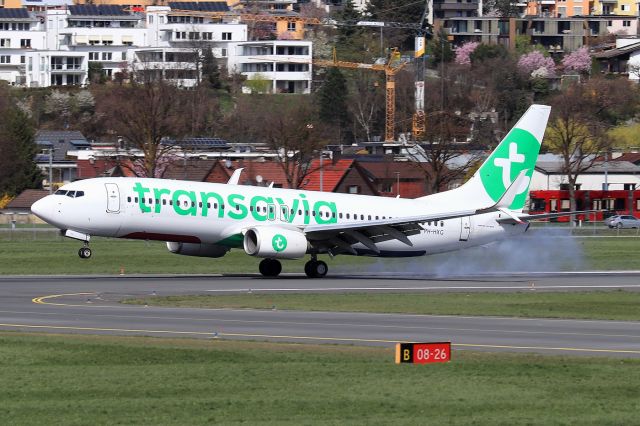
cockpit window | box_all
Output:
[66,191,76,198]
[55,190,67,195]
[75,191,84,197]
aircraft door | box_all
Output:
[279,205,289,222]
[105,183,120,213]
[459,216,471,241]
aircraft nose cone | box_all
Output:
[31,196,52,222]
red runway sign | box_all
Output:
[395,342,451,364]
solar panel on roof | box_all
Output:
[0,8,30,19]
[168,1,229,12]
[69,5,127,16]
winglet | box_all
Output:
[476,169,529,214]
[227,168,244,185]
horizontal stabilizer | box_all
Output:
[496,210,602,224]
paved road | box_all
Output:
[1,273,640,357]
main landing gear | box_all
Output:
[78,242,92,259]
[257,256,329,278]
[259,258,282,277]
[304,257,328,279]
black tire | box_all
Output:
[259,259,281,277]
[78,248,85,258]
[304,260,328,278]
[79,247,91,259]
[616,223,623,229]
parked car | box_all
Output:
[606,215,640,229]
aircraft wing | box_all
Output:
[495,210,601,224]
[303,170,531,254]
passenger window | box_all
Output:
[213,203,217,208]
[162,199,166,205]
[135,197,138,203]
[148,198,152,204]
[361,215,364,220]
[346,214,350,219]
[339,213,343,219]
[169,200,173,205]
[332,213,336,218]
[221,205,225,209]
[207,203,211,208]
[298,210,302,215]
[127,196,131,202]
[440,221,444,227]
[375,216,379,220]
[199,202,202,208]
[312,211,316,217]
[368,215,372,220]
[305,210,309,216]
[156,199,160,204]
[250,206,254,212]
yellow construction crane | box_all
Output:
[315,48,408,142]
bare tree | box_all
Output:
[222,95,327,188]
[95,73,192,178]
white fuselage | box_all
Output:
[32,177,527,258]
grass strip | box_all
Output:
[1,332,639,425]
[0,235,639,274]
[125,290,640,321]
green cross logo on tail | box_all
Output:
[272,234,287,252]
[479,128,540,210]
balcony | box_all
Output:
[50,64,84,73]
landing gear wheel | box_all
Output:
[304,260,328,278]
[78,247,92,259]
[259,259,282,277]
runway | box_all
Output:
[2,273,640,357]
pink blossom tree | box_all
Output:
[454,42,479,66]
[561,47,591,74]
[517,51,556,77]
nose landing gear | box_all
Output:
[78,243,92,259]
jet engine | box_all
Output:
[166,242,229,258]
[243,226,308,259]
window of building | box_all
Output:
[287,22,296,31]
[573,6,583,15]
[121,52,126,60]
[0,56,10,64]
[0,39,9,48]
[348,185,360,194]
[623,20,632,27]
[102,52,112,61]
[621,4,630,11]
[89,52,99,60]
[202,32,212,40]
[20,39,31,48]
[188,32,200,40]
[607,20,613,26]
[221,48,227,57]
[222,32,232,40]
[20,55,25,64]
[148,15,154,24]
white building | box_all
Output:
[0,4,314,90]
[531,161,640,191]
[227,39,312,93]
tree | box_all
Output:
[0,89,41,196]
[518,51,556,77]
[546,78,639,222]
[335,0,362,44]
[223,95,327,188]
[348,70,385,141]
[95,76,192,178]
[366,0,427,50]
[454,42,479,66]
[428,29,454,66]
[470,43,508,64]
[561,47,592,75]
[317,68,349,142]
[201,48,223,90]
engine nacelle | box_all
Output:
[243,226,308,259]
[166,242,229,258]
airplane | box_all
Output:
[32,104,570,278]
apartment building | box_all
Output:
[0,4,313,89]
[227,39,312,93]
[438,16,634,53]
